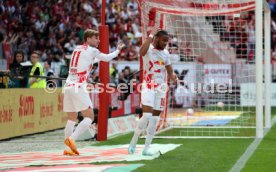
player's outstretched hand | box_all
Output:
[117,43,125,51]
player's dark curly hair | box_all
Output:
[155,30,169,37]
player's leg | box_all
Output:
[143,86,166,155]
[64,112,77,138]
[129,105,153,154]
[69,108,94,141]
[143,110,161,155]
[128,87,154,154]
[69,85,94,140]
[63,87,77,138]
[63,113,78,156]
[64,109,93,155]
[63,111,80,155]
[64,85,93,155]
[63,87,79,155]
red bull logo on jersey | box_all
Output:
[154,60,165,66]
[148,60,164,74]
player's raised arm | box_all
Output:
[96,43,125,62]
[139,27,159,56]
[139,35,153,56]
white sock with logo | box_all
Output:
[130,112,152,146]
[144,116,159,151]
[64,120,76,138]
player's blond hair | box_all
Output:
[84,29,99,41]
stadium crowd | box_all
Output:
[1,0,276,88]
[204,0,276,63]
[0,0,141,87]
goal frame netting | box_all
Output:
[138,0,271,138]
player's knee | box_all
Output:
[81,109,94,121]
[148,131,155,135]
[68,116,77,122]
[84,114,94,121]
[88,115,94,121]
[138,121,148,130]
[67,113,78,121]
[138,125,144,130]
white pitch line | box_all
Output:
[229,116,276,172]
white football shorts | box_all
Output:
[63,84,93,112]
[141,84,167,111]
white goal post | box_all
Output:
[138,0,271,138]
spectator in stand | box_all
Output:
[118,71,127,85]
[110,62,118,84]
[169,46,180,62]
[269,0,276,18]
[127,0,138,12]
[246,20,255,61]
[125,43,138,61]
[179,42,192,61]
[117,72,127,99]
[51,53,65,77]
[106,3,116,26]
[29,51,46,88]
[44,60,56,88]
[1,0,141,62]
[235,27,248,59]
[271,16,276,50]
[132,18,142,38]
[174,81,194,108]
[9,50,27,88]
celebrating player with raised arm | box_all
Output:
[63,29,125,156]
[128,29,178,155]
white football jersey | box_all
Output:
[143,44,171,86]
[66,44,119,85]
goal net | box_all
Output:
[138,0,270,138]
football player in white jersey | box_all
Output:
[128,29,178,155]
[63,29,125,156]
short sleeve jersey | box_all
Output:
[143,44,171,87]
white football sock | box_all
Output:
[64,120,76,138]
[130,112,152,146]
[70,117,92,141]
[144,116,159,150]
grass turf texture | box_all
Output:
[91,107,276,171]
[93,132,253,172]
[242,124,276,172]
